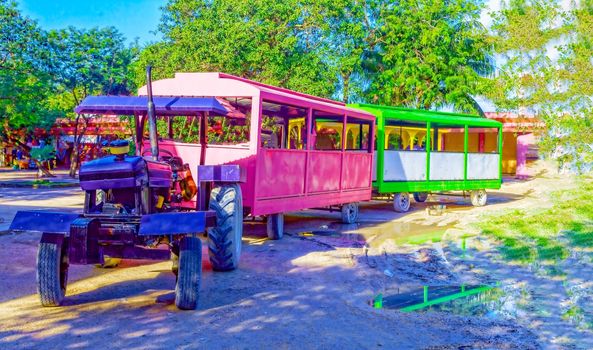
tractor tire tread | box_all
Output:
[37,242,67,307]
[208,184,242,271]
[175,237,201,310]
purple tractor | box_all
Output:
[10,67,244,310]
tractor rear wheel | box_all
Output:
[393,192,411,212]
[208,184,243,271]
[175,236,202,310]
[267,213,284,240]
[341,203,359,224]
[37,238,69,306]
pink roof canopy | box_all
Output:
[137,72,374,120]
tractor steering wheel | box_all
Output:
[142,148,174,160]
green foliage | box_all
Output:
[487,0,593,172]
[370,0,493,113]
[45,26,138,114]
[134,0,337,98]
[477,177,593,263]
[0,0,60,133]
[137,0,492,113]
[0,1,136,139]
[30,145,56,162]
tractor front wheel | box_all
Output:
[175,236,202,310]
[208,183,243,271]
[37,236,69,306]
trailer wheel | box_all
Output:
[267,213,284,240]
[393,192,411,212]
[37,238,69,307]
[470,190,488,207]
[175,236,202,310]
[208,183,243,271]
[341,203,359,224]
[413,192,428,203]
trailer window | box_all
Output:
[143,116,200,143]
[345,116,372,151]
[467,126,499,153]
[428,123,456,152]
[384,119,426,151]
[312,110,343,151]
[385,126,404,150]
[261,100,308,149]
[207,97,251,146]
[141,97,252,146]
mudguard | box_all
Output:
[9,211,81,234]
[69,218,100,264]
[138,211,214,236]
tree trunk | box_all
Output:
[342,73,351,104]
[69,114,88,178]
[33,159,54,178]
[68,148,79,178]
[5,134,55,177]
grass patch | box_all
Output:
[0,179,76,188]
[477,176,593,263]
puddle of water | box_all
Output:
[295,221,459,248]
[377,282,593,332]
[378,285,498,313]
[363,222,458,248]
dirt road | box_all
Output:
[0,174,553,349]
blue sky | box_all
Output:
[17,0,164,45]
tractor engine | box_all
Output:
[79,140,172,216]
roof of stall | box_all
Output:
[350,104,502,128]
[75,96,229,116]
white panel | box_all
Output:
[467,153,500,180]
[429,153,464,180]
[383,151,426,181]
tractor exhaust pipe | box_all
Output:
[146,65,159,161]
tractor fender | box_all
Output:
[9,211,81,234]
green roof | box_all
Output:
[349,103,502,128]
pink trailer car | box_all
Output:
[136,72,376,239]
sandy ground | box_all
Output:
[0,164,584,349]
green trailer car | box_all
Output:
[350,104,503,212]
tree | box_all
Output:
[314,0,385,103]
[369,0,494,113]
[545,0,593,172]
[134,0,337,98]
[45,26,137,176]
[487,0,593,172]
[0,0,61,176]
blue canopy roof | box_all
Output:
[75,96,229,116]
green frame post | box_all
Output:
[498,125,503,180]
[426,121,431,184]
[376,113,385,191]
[463,124,469,186]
